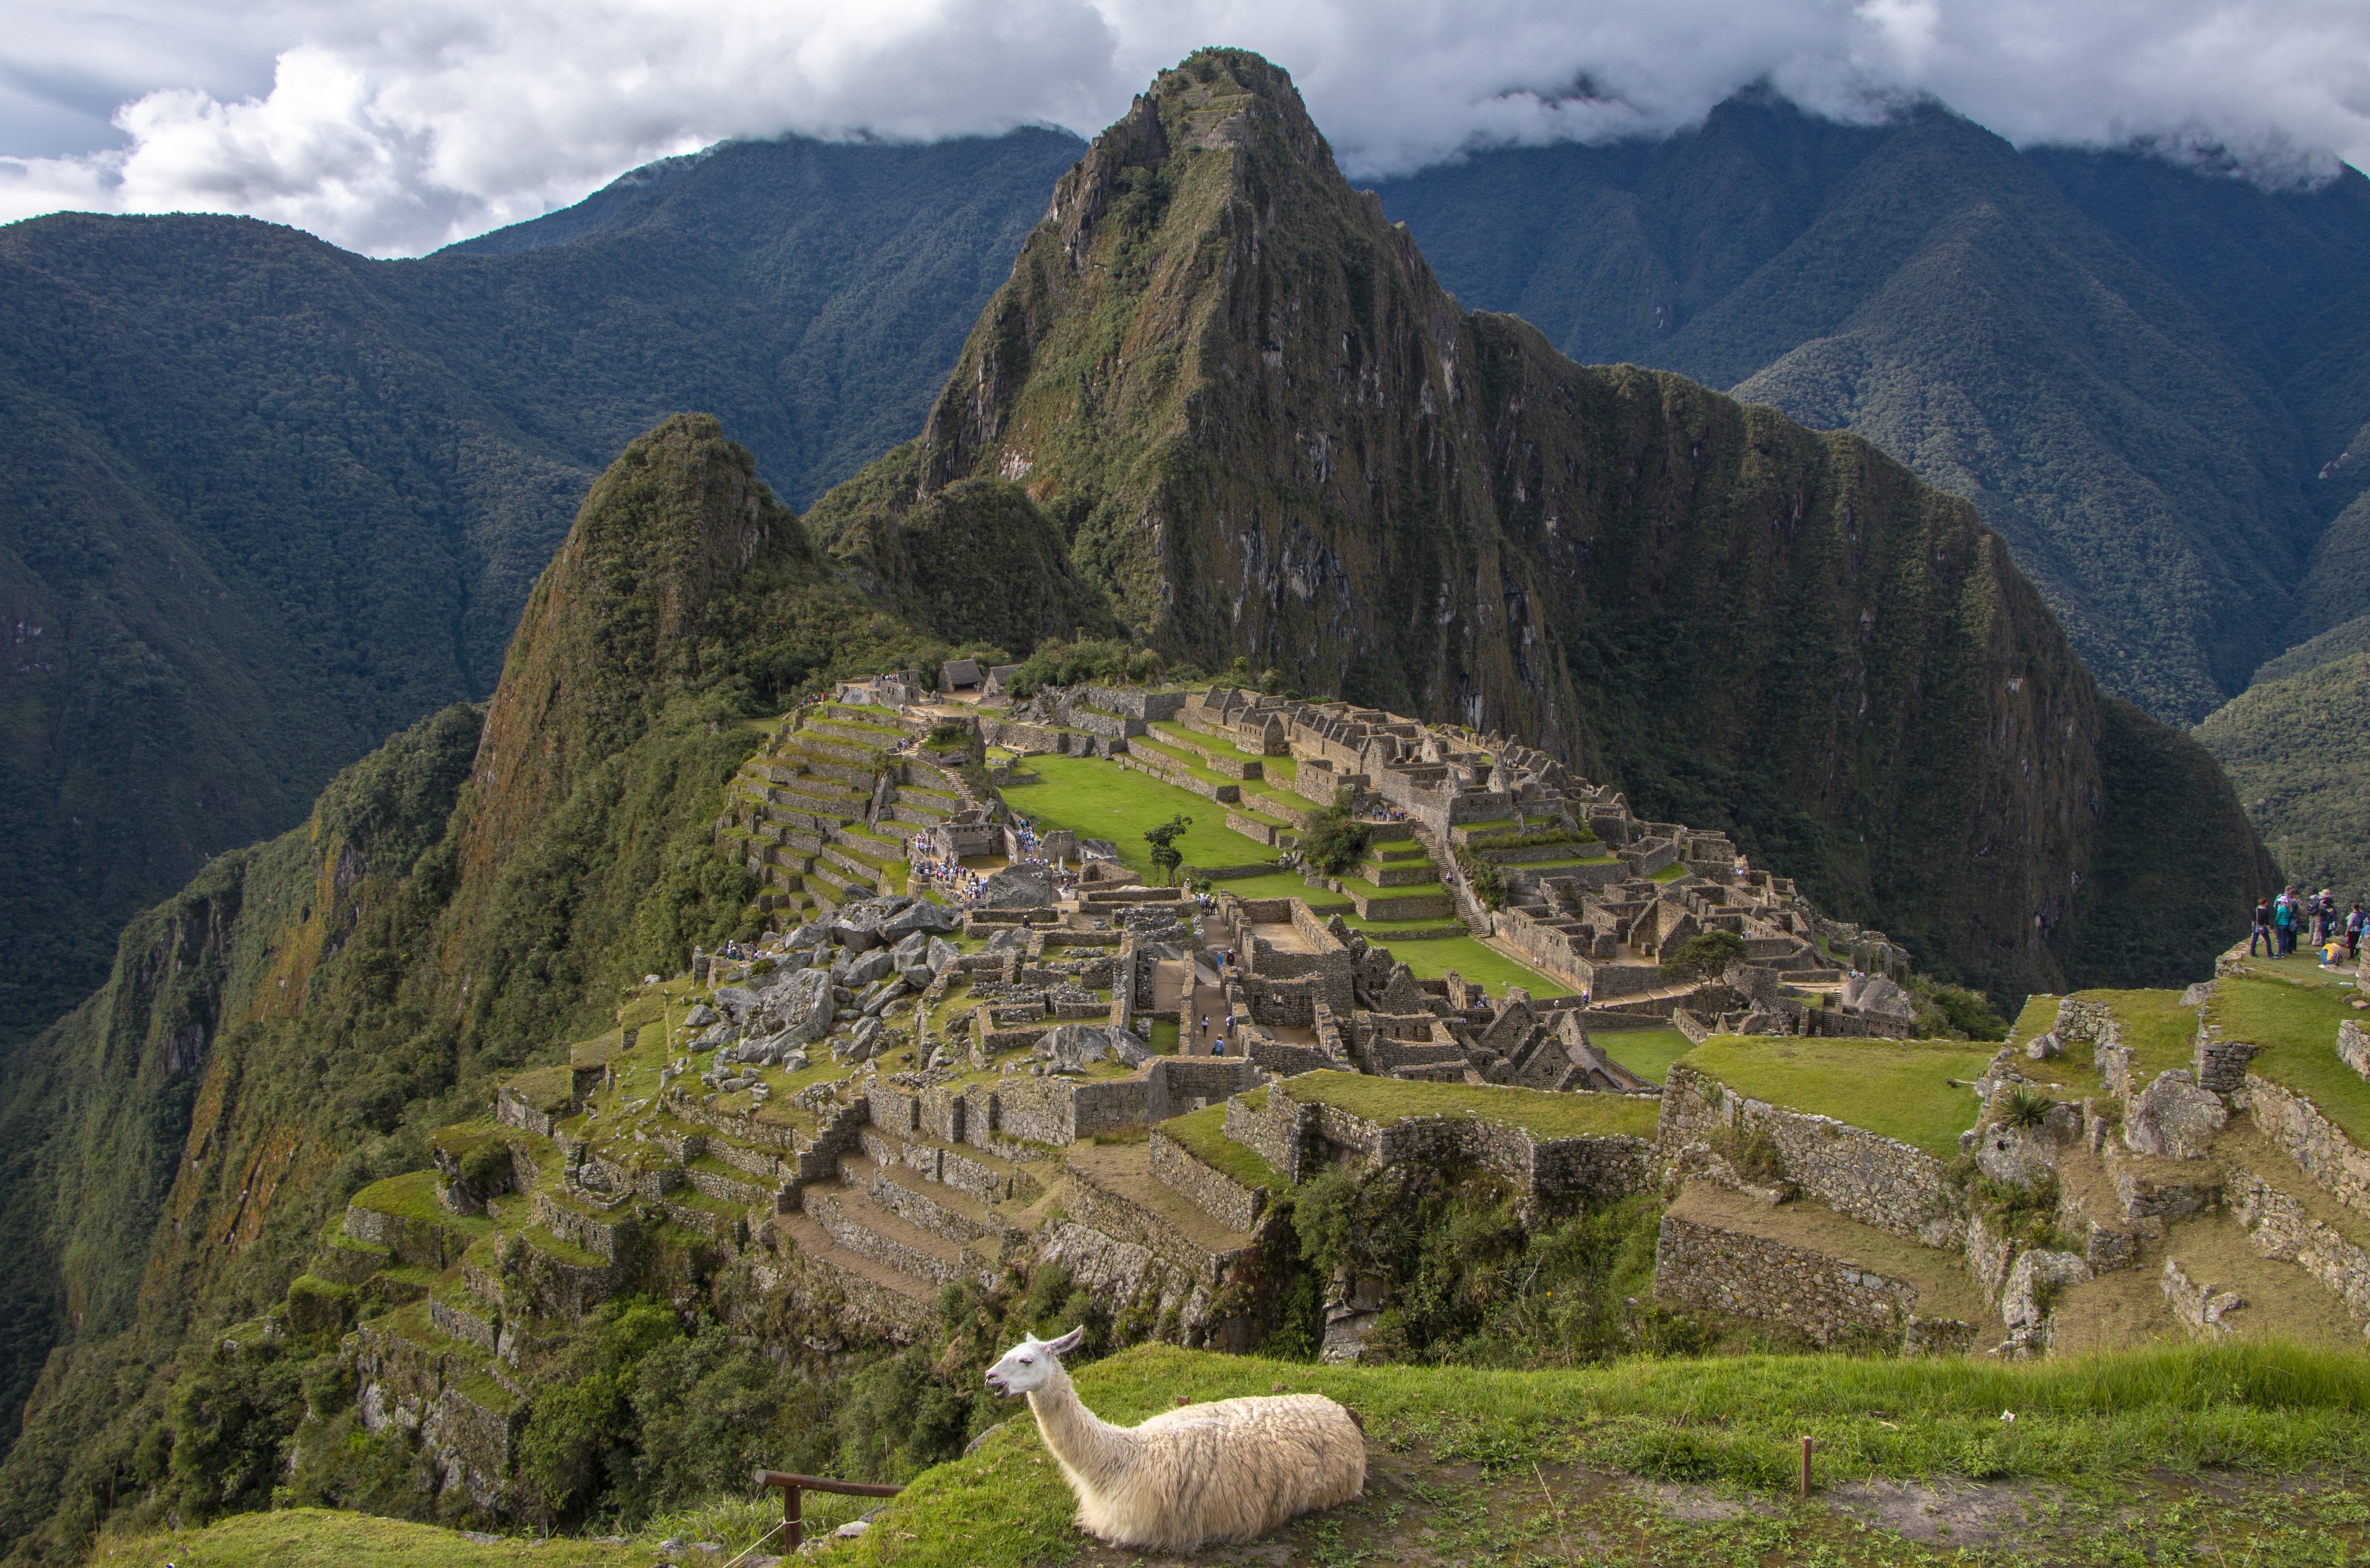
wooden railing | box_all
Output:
[752,1470,905,1552]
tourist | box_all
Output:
[2274,888,2299,956]
[2250,898,2274,957]
[2351,901,2367,963]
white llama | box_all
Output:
[983,1327,1366,1551]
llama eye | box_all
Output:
[1020,1357,1033,1364]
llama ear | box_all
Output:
[1043,1325,1087,1356]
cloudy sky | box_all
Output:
[4,0,2367,258]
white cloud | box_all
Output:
[2,0,2366,257]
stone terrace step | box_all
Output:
[1063,1141,1254,1287]
[802,1165,984,1288]
[861,1157,1022,1255]
[770,1211,940,1340]
[1654,1181,1986,1354]
[857,1127,1043,1204]
[2159,1211,2368,1349]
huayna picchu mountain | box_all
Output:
[806,49,2269,1001]
[0,48,2277,1564]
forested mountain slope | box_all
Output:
[0,416,973,1557]
[1374,95,2370,722]
[0,129,1081,1054]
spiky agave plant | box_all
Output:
[1998,1086,2056,1131]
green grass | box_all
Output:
[346,1171,495,1236]
[1281,1069,1657,1139]
[2078,988,2201,1079]
[1596,1026,1693,1084]
[91,1509,657,1567]
[1203,870,1347,903]
[997,753,1279,877]
[1145,720,1289,769]
[1678,1036,1993,1159]
[1147,1018,1180,1053]
[1386,935,1572,997]
[1650,861,1688,882]
[2210,974,2370,1144]
[840,1339,2370,1568]
[1159,1103,1285,1190]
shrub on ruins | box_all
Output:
[1282,1160,1704,1367]
[1302,789,1372,877]
[1450,843,1507,909]
[1660,930,1747,983]
[1005,638,1161,696]
[1917,981,2011,1041]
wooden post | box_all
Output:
[1799,1435,1813,1498]
[754,1471,903,1555]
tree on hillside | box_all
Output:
[1302,789,1372,876]
[1144,814,1192,886]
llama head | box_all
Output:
[984,1326,1086,1397]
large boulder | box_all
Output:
[711,985,762,1023]
[1843,973,1915,1021]
[1036,1023,1116,1072]
[882,899,959,939]
[2124,1070,2227,1159]
[829,903,890,951]
[840,947,899,988]
[2000,1248,2093,1333]
[891,930,930,967]
[976,865,1055,909]
[985,926,1031,953]
[681,1004,718,1029]
[767,968,839,1044]
[926,936,960,975]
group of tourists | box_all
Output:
[2250,886,2366,964]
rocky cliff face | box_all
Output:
[812,48,2270,996]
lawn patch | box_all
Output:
[1678,1036,1992,1159]
[1281,1070,1658,1140]
[2210,975,2370,1145]
[1160,1103,1285,1191]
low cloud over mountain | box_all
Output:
[3,0,2367,256]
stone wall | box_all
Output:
[1659,1063,1961,1246]
[2245,1072,2370,1222]
[1653,1208,1977,1354]
[2225,1164,2370,1332]
[1220,1076,1653,1210]
[2340,1020,2370,1083]
[1224,1083,1310,1183]
[2194,1025,2258,1096]
[1149,1128,1268,1232]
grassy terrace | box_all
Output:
[998,753,1280,875]
[1159,1102,1286,1190]
[838,1341,2370,1568]
[1146,720,1299,780]
[1596,1025,1693,1083]
[1678,1036,1992,1159]
[1394,936,1571,996]
[1278,1069,1658,1140]
[347,1171,495,1237]
[2210,971,2370,1144]
[1123,735,1291,821]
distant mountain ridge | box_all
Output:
[1373,95,2370,721]
[0,127,1084,1052]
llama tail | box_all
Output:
[1345,1406,1365,1433]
